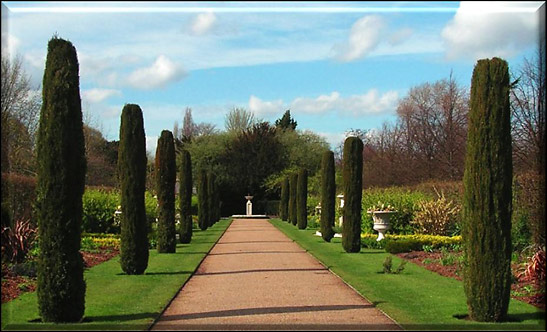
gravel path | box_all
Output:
[151,218,401,330]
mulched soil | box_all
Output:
[1,247,119,304]
[396,250,546,310]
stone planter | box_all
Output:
[369,211,396,241]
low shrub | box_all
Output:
[1,218,37,263]
[361,187,431,235]
[382,256,406,274]
[361,233,462,253]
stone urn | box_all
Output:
[369,211,396,241]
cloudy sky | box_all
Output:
[1,1,544,153]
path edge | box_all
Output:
[269,218,404,330]
[147,217,234,331]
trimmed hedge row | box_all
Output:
[361,234,462,253]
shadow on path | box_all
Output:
[160,304,373,321]
[195,267,327,276]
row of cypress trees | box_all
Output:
[197,170,221,230]
[280,169,308,230]
[33,35,514,324]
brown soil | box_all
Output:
[396,251,546,310]
[1,247,119,304]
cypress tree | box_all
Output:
[289,172,298,225]
[36,36,86,322]
[462,57,513,322]
[155,130,176,253]
[207,171,216,227]
[320,150,336,242]
[118,104,149,275]
[341,136,363,253]
[279,176,289,221]
[212,174,221,223]
[179,149,192,243]
[297,168,308,230]
[197,170,208,231]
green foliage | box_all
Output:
[361,187,430,234]
[35,36,86,323]
[197,170,208,231]
[155,130,176,253]
[118,104,149,275]
[289,172,298,225]
[342,136,363,253]
[320,150,335,242]
[463,57,513,322]
[274,110,297,130]
[279,176,289,221]
[82,188,120,233]
[179,149,193,243]
[296,168,308,230]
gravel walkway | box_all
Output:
[151,218,402,330]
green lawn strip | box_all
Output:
[270,218,545,331]
[1,218,232,331]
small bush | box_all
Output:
[382,256,406,274]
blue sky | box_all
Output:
[1,1,544,153]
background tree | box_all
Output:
[341,136,363,253]
[279,176,289,221]
[289,172,298,225]
[197,170,208,231]
[35,37,86,322]
[225,107,257,133]
[178,149,193,243]
[1,55,41,177]
[118,104,149,275]
[463,57,513,322]
[320,150,335,242]
[155,130,176,253]
[275,109,297,131]
[296,168,308,230]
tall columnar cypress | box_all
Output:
[179,149,193,243]
[462,57,513,322]
[342,136,363,253]
[36,37,86,323]
[197,170,208,231]
[297,168,308,230]
[155,130,176,253]
[279,176,289,221]
[118,104,149,275]
[289,172,298,225]
[207,171,216,227]
[212,175,221,223]
[320,150,336,242]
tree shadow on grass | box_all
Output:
[115,270,194,276]
[83,312,157,322]
[453,312,545,323]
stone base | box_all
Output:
[231,215,269,219]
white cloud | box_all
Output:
[248,95,284,117]
[126,55,186,90]
[441,1,540,61]
[1,33,20,57]
[249,89,399,118]
[146,135,158,156]
[316,131,346,149]
[190,11,217,35]
[81,88,122,104]
[388,27,413,45]
[334,15,386,62]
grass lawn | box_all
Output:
[270,218,545,331]
[1,218,232,331]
